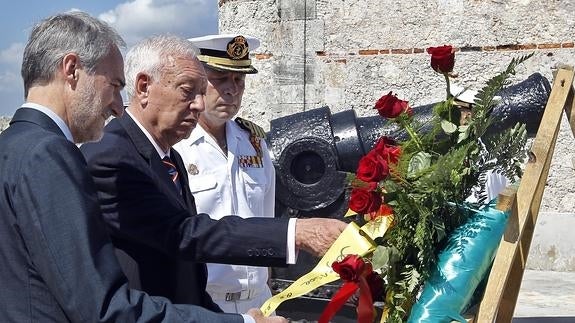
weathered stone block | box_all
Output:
[278,0,316,20]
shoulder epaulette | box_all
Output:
[235,117,266,139]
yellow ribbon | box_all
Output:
[261,217,392,316]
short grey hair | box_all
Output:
[124,35,199,100]
[21,11,125,98]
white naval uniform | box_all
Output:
[174,120,275,313]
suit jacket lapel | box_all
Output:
[116,113,187,207]
[10,108,67,138]
[170,148,197,213]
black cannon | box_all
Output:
[267,73,551,321]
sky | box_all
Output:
[0,0,219,117]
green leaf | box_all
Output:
[408,151,431,176]
[450,169,462,185]
[406,268,421,293]
[441,119,458,134]
[457,131,468,143]
[457,125,470,143]
[371,246,390,270]
[394,293,406,300]
[372,246,400,271]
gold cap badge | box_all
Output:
[226,36,249,60]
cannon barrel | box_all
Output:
[268,73,550,220]
[266,73,550,320]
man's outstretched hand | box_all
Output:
[295,218,347,256]
[246,308,288,323]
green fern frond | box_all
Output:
[469,53,535,138]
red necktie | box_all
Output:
[162,156,182,194]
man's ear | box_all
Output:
[62,53,80,87]
[135,72,151,105]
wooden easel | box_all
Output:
[467,67,575,322]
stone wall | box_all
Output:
[219,0,574,118]
[219,0,575,270]
[218,0,575,211]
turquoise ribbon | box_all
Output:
[408,200,510,322]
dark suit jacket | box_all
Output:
[80,112,289,308]
[0,108,244,322]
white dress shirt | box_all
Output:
[22,103,73,142]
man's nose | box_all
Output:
[190,94,205,112]
[111,92,124,117]
[225,78,240,96]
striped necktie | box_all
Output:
[162,156,182,194]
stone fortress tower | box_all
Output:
[218,0,575,274]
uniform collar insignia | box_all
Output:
[187,163,199,175]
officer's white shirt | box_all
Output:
[174,120,279,306]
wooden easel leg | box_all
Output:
[496,82,566,323]
[475,68,575,323]
[495,206,535,322]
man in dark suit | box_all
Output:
[80,35,346,309]
[0,11,284,323]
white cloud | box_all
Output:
[0,70,21,93]
[98,0,218,45]
[0,43,23,96]
[0,42,24,65]
[0,69,24,116]
[0,43,25,111]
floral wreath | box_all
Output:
[322,45,532,322]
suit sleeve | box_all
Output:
[14,137,243,323]
[81,136,289,267]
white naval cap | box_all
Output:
[450,84,479,106]
[188,34,260,74]
[451,84,501,107]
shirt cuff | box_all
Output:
[287,218,298,264]
[242,314,256,323]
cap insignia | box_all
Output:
[226,36,249,60]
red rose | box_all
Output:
[373,137,396,150]
[349,187,382,214]
[405,105,414,117]
[365,271,385,301]
[356,151,389,182]
[332,255,372,282]
[373,137,401,165]
[427,45,455,74]
[374,91,410,119]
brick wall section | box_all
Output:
[255,42,575,60]
[254,53,273,60]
